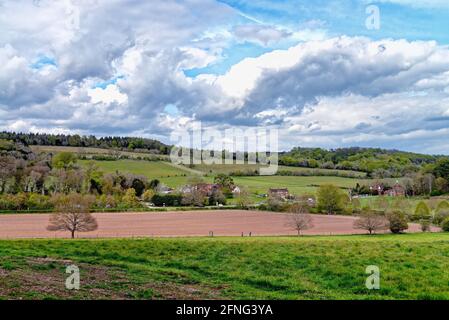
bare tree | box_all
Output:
[286,203,314,235]
[182,189,207,207]
[353,212,388,235]
[287,213,314,236]
[47,193,98,238]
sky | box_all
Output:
[1,0,449,154]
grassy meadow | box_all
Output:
[79,159,190,180]
[232,176,366,196]
[1,233,449,300]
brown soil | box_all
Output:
[0,210,431,239]
[0,257,225,300]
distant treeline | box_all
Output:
[279,147,443,177]
[0,131,171,155]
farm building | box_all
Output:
[268,188,290,200]
[232,186,241,195]
[384,184,406,197]
[181,183,220,196]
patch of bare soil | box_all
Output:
[0,257,225,300]
[0,210,432,239]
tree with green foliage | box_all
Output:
[414,201,431,221]
[142,189,155,202]
[433,158,449,180]
[434,201,449,225]
[387,211,409,234]
[52,152,77,170]
[442,217,449,232]
[435,177,449,194]
[131,178,146,197]
[214,174,234,191]
[122,188,139,208]
[436,200,449,214]
[317,184,348,215]
[209,189,226,206]
[149,179,160,190]
[83,161,103,194]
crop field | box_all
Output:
[0,233,448,300]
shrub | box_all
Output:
[442,217,449,232]
[317,185,348,215]
[121,188,140,208]
[387,211,409,234]
[434,201,449,225]
[142,189,155,202]
[209,189,226,206]
[152,194,183,207]
[95,194,117,209]
[266,196,289,212]
[27,193,52,210]
[413,201,431,221]
[420,219,431,232]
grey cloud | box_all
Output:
[232,24,291,46]
[242,38,449,117]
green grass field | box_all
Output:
[232,176,366,196]
[1,233,448,300]
[79,160,190,180]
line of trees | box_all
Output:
[0,131,171,154]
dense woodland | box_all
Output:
[279,147,442,177]
[0,131,171,155]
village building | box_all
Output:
[268,188,290,200]
[231,186,241,195]
[180,183,220,196]
[158,185,174,194]
[368,182,405,197]
[384,184,406,197]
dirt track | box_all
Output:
[0,210,428,239]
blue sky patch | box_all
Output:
[93,75,125,89]
[30,56,57,69]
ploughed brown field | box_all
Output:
[0,210,430,239]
